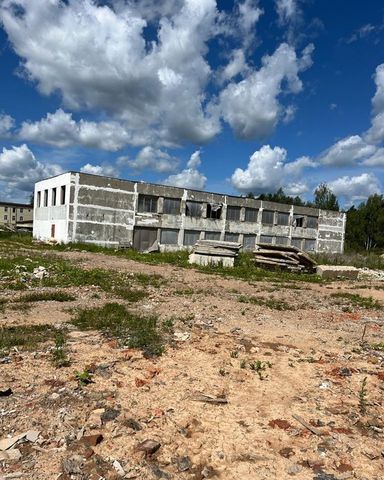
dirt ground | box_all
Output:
[1,249,384,480]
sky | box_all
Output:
[0,0,383,207]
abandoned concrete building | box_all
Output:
[33,172,346,253]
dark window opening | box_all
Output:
[291,237,302,249]
[224,232,239,242]
[293,215,304,227]
[60,186,66,205]
[20,216,23,221]
[52,188,57,206]
[244,208,258,222]
[163,197,181,215]
[160,229,178,245]
[304,239,316,251]
[243,234,256,250]
[44,189,48,207]
[4,207,7,212]
[12,207,15,213]
[184,230,200,245]
[260,235,273,244]
[206,203,222,219]
[276,236,289,245]
[20,208,23,213]
[306,216,318,229]
[138,194,158,213]
[226,206,241,221]
[12,216,15,221]
[37,192,41,207]
[185,201,202,217]
[4,215,7,220]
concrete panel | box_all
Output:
[77,187,135,210]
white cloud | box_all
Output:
[230,144,314,193]
[1,1,313,149]
[328,173,381,203]
[275,0,298,25]
[219,43,313,140]
[361,147,384,166]
[164,150,206,189]
[122,146,179,173]
[364,64,384,144]
[80,163,119,177]
[19,109,134,151]
[0,144,62,198]
[319,135,377,166]
[0,114,14,137]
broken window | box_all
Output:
[277,212,289,226]
[44,189,48,207]
[138,194,158,213]
[184,230,200,246]
[244,208,258,222]
[206,203,222,219]
[205,231,221,241]
[226,206,241,221]
[4,215,7,220]
[52,188,57,206]
[160,229,179,245]
[60,186,66,205]
[262,210,274,225]
[260,235,273,244]
[185,201,202,217]
[224,232,239,242]
[243,234,256,250]
[163,198,181,215]
[293,215,304,227]
[276,236,289,245]
[291,237,302,249]
[304,239,316,251]
[306,216,318,229]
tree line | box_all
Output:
[247,184,384,252]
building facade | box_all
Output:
[0,202,33,229]
[33,172,346,253]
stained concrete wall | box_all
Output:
[33,172,346,253]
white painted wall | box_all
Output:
[33,173,72,243]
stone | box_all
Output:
[62,454,84,474]
[81,433,103,447]
[113,460,125,476]
[136,439,161,455]
[101,408,120,423]
[287,464,302,475]
[176,456,191,472]
[316,265,359,280]
[124,418,142,431]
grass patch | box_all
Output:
[0,324,57,351]
[113,288,148,302]
[51,330,70,368]
[71,303,164,355]
[238,295,294,311]
[330,292,382,310]
[16,291,76,303]
[312,251,384,270]
[0,298,7,312]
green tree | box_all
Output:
[313,183,339,211]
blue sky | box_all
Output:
[0,0,383,206]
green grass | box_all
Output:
[16,291,76,303]
[238,294,294,311]
[0,324,58,351]
[71,303,164,355]
[313,251,384,270]
[330,292,382,310]
[51,330,70,368]
[112,288,148,302]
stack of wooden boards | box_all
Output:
[254,243,317,273]
[189,240,242,267]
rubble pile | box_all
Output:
[254,243,317,273]
[188,240,242,268]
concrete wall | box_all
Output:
[33,172,346,253]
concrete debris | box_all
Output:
[189,240,242,268]
[112,459,125,476]
[254,243,316,273]
[32,266,48,279]
[0,448,22,461]
[173,332,191,342]
[316,265,359,280]
[0,430,40,451]
[62,454,84,474]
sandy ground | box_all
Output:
[0,250,384,480]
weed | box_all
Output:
[8,302,32,313]
[16,291,76,303]
[51,331,70,368]
[0,298,7,312]
[238,295,293,311]
[75,369,93,386]
[240,359,247,369]
[218,368,227,376]
[358,377,368,415]
[368,342,384,351]
[330,292,382,310]
[133,273,164,288]
[162,318,174,333]
[0,324,57,351]
[113,288,148,302]
[249,360,272,379]
[230,350,239,358]
[71,303,164,356]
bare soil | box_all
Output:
[1,250,383,480]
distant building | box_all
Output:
[33,172,346,253]
[0,201,33,230]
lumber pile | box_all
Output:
[189,240,242,267]
[254,243,316,273]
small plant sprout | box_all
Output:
[51,330,70,368]
[230,350,239,358]
[75,368,94,387]
[249,360,273,380]
[358,377,368,415]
